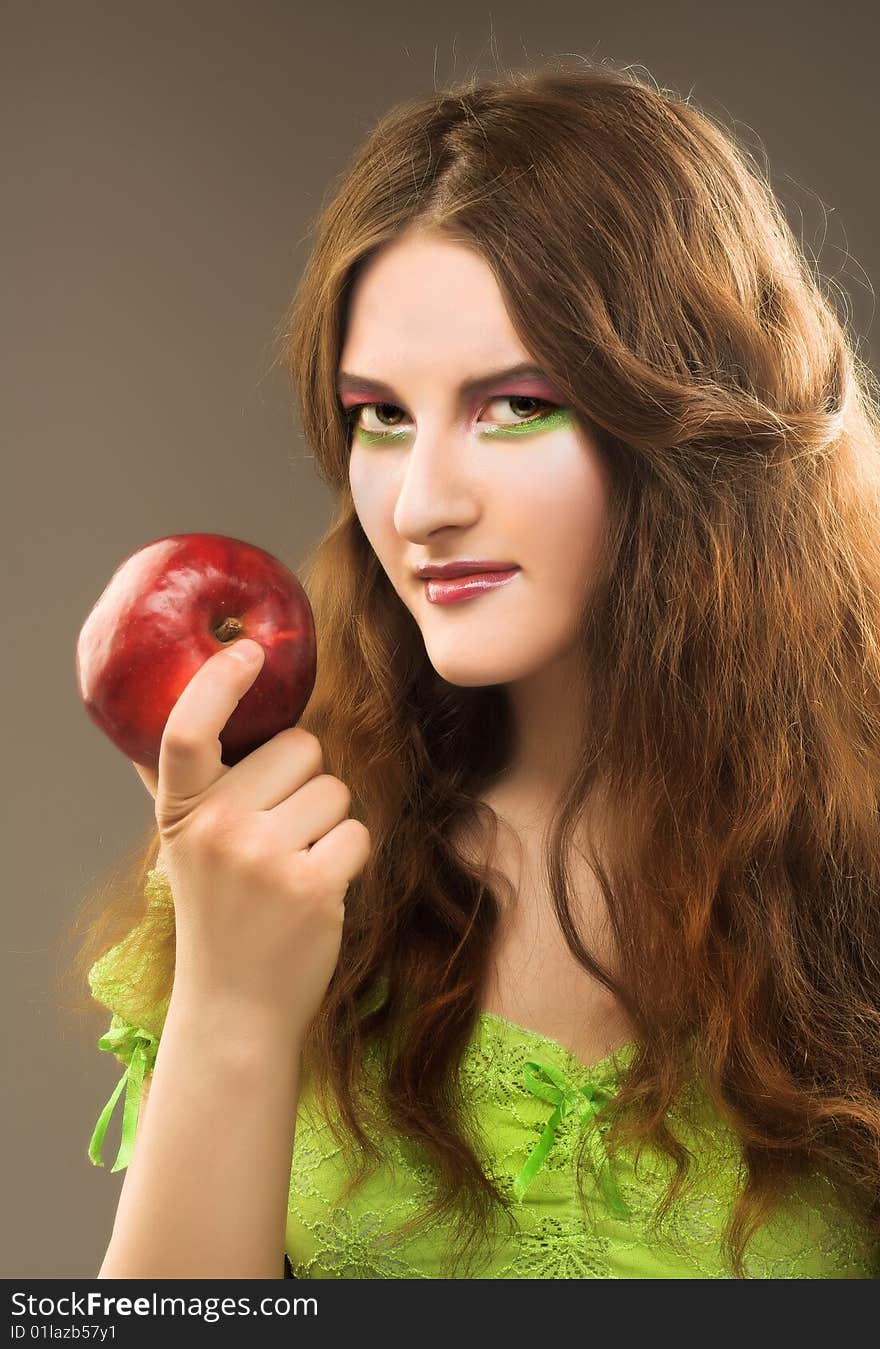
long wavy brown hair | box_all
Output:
[59,57,880,1279]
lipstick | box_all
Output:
[423,568,520,605]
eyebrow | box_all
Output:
[336,363,552,403]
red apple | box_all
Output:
[75,533,317,770]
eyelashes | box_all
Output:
[343,395,566,443]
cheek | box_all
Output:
[349,452,378,524]
[349,454,394,557]
[512,443,607,576]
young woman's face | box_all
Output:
[340,232,609,689]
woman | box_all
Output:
[67,58,880,1279]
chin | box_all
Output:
[423,644,531,690]
[424,654,517,688]
[437,673,503,689]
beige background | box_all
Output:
[3,1,878,1278]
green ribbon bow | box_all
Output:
[88,1021,159,1173]
[512,1057,632,1219]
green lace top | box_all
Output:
[87,869,879,1279]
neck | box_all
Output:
[495,643,585,813]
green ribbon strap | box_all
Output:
[88,1021,159,1173]
[512,1057,632,1219]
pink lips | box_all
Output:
[423,568,520,605]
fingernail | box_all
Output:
[231,639,263,664]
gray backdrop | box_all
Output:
[3,0,878,1278]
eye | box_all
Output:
[343,395,558,437]
[483,395,556,426]
[344,401,408,433]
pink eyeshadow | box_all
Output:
[339,378,563,410]
[339,390,373,409]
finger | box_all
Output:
[261,771,348,851]
[132,761,159,800]
[306,816,372,887]
[208,726,323,813]
[158,638,265,803]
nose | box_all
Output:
[392,423,482,541]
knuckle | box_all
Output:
[343,814,368,841]
[161,728,200,760]
[297,842,332,883]
[352,819,372,860]
[288,727,323,771]
[232,829,267,873]
[321,774,351,812]
[191,802,236,853]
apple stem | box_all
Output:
[213,617,244,643]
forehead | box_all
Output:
[340,234,532,370]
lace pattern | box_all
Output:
[87,870,879,1278]
[286,1013,878,1279]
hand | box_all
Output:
[142,639,371,1039]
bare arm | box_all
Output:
[97,995,302,1279]
[102,645,367,1278]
